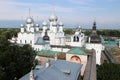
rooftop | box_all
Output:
[67,47,87,55]
[35,37,49,45]
[19,60,82,80]
[36,49,58,57]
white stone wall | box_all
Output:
[69,36,85,47]
[17,33,35,44]
[85,43,102,65]
[17,32,41,45]
[70,42,83,47]
[51,47,70,52]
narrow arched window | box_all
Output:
[77,36,79,42]
[30,40,32,44]
[73,36,76,42]
[25,40,26,43]
[70,55,81,64]
[20,40,22,43]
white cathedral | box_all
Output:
[10,13,103,65]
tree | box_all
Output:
[64,29,75,35]
[97,62,120,80]
[84,30,91,35]
[0,28,19,39]
[0,38,35,80]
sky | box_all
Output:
[0,0,120,29]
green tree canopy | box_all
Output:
[97,63,120,80]
[64,29,75,35]
[0,37,35,80]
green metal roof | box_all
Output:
[36,49,58,56]
[67,47,87,55]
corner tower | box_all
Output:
[85,20,103,65]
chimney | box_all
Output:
[55,53,58,61]
[46,59,50,68]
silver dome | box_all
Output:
[26,17,34,24]
[20,24,24,27]
[49,14,58,21]
[58,21,64,26]
[42,21,47,26]
[36,24,39,27]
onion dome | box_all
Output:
[43,30,49,41]
[89,21,101,43]
[35,24,39,27]
[20,24,24,27]
[89,33,101,43]
[52,21,57,26]
[12,36,16,41]
[31,24,35,27]
[75,31,79,35]
[42,21,47,26]
[58,21,64,26]
[76,25,81,32]
[78,25,82,29]
[26,17,34,24]
[93,21,96,30]
[49,14,58,21]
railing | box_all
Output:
[104,48,116,63]
[83,50,96,80]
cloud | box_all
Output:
[106,0,119,2]
[67,0,95,5]
[0,0,33,19]
[0,0,76,20]
[0,0,120,29]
